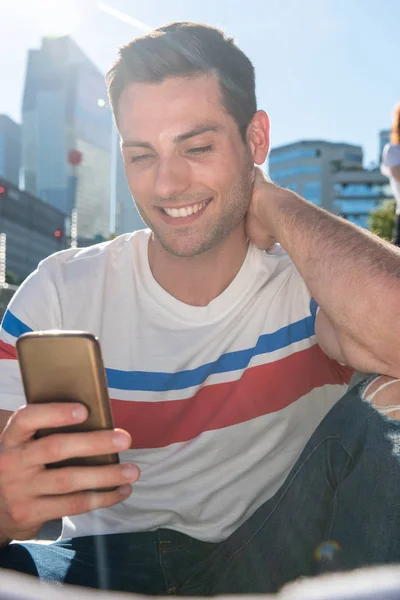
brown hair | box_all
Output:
[106,22,257,141]
[391,103,400,145]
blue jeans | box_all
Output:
[1,379,400,595]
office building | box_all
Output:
[21,36,112,239]
[0,116,21,187]
[332,169,392,229]
[115,149,145,235]
[269,140,363,212]
[0,177,67,281]
[268,140,392,228]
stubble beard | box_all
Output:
[137,155,254,259]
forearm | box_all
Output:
[263,189,400,370]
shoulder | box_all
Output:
[256,243,300,283]
[259,242,313,296]
[39,229,149,283]
[254,243,311,302]
[1,230,150,334]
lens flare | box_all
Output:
[314,540,341,561]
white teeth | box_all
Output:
[164,201,207,218]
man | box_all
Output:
[0,22,400,595]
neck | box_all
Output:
[148,226,249,306]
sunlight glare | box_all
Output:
[35,0,83,37]
[97,1,153,33]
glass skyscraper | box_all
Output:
[0,115,21,187]
[22,36,112,239]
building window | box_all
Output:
[346,215,369,228]
[333,199,379,214]
[334,183,386,198]
[304,181,321,205]
[344,153,362,163]
[270,165,321,180]
[269,148,318,165]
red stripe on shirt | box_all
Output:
[0,339,17,360]
[111,344,353,450]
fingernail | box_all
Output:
[112,432,130,449]
[118,484,132,497]
[121,464,139,481]
[72,405,88,421]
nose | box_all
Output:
[154,155,191,200]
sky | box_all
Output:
[1,0,399,165]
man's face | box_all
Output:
[117,74,254,257]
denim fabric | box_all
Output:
[1,379,400,595]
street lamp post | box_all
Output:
[0,233,6,286]
[67,149,83,248]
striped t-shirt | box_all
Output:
[0,229,352,542]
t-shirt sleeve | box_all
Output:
[381,144,400,176]
[0,258,62,412]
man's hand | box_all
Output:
[245,167,280,250]
[0,403,139,544]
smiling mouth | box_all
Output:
[160,199,211,218]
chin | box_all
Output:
[161,242,205,258]
[157,233,216,258]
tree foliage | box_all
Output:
[368,200,396,242]
[5,270,19,285]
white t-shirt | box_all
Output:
[0,230,352,542]
[381,143,400,213]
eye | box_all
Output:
[187,145,213,154]
[130,154,152,163]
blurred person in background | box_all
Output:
[381,103,400,245]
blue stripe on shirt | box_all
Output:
[310,298,318,323]
[1,309,317,392]
[1,310,33,338]
[106,315,316,391]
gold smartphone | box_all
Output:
[16,331,119,470]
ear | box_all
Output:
[246,110,270,165]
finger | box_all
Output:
[42,486,133,521]
[10,485,133,531]
[2,403,88,448]
[18,428,131,468]
[36,463,140,495]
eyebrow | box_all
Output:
[121,125,219,149]
[175,125,218,143]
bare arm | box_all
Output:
[250,173,400,376]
